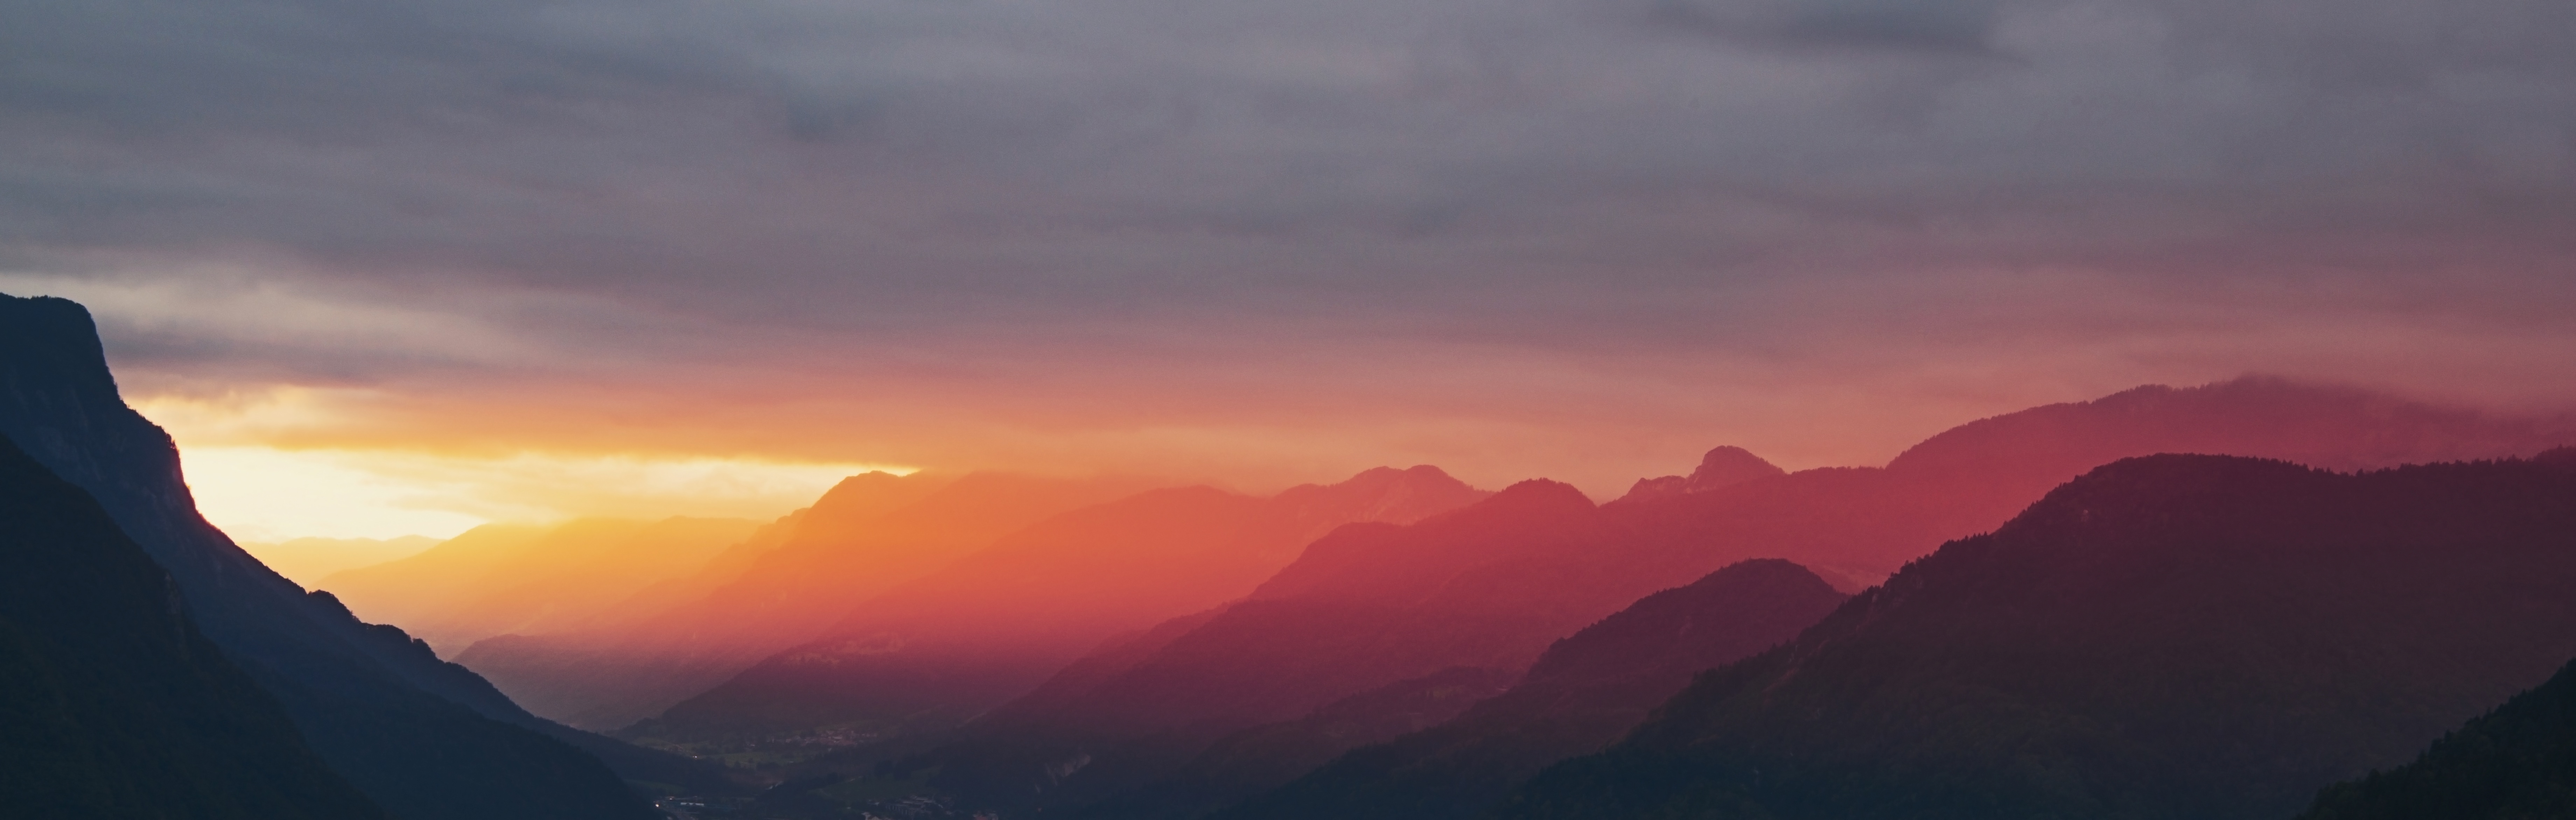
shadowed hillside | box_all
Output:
[2301,654,2576,820]
[0,292,676,820]
[902,380,2571,818]
[0,433,386,820]
[1499,452,2576,820]
[1214,559,1848,820]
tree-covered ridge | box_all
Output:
[2301,655,2576,820]
[0,433,387,820]
[1498,451,2576,820]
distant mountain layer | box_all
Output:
[2301,655,2576,820]
[454,470,1163,730]
[1217,559,1848,820]
[0,292,667,820]
[643,465,1491,744]
[0,433,386,820]
[1498,452,2576,820]
[242,535,439,588]
[321,516,760,654]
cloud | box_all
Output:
[2,0,2572,503]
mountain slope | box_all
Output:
[2300,655,2576,820]
[0,433,387,820]
[321,516,758,653]
[647,466,1489,744]
[0,292,665,820]
[1218,559,1847,820]
[454,470,1158,730]
[914,379,2570,818]
[1499,452,2576,820]
[243,535,439,588]
[919,479,1657,813]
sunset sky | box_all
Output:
[4,0,2572,540]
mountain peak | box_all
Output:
[1273,464,1492,526]
[1619,446,1785,503]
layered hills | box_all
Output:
[455,470,1165,730]
[0,432,386,820]
[1498,452,2576,820]
[904,379,2572,817]
[645,465,1490,744]
[242,535,439,588]
[1215,559,1848,820]
[320,516,761,653]
[0,292,666,820]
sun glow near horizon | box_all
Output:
[137,395,913,543]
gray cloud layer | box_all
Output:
[4,0,2573,480]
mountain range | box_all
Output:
[320,516,761,654]
[1497,452,2576,820]
[886,379,2575,818]
[455,470,1165,730]
[638,466,1491,746]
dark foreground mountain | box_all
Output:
[1216,559,1847,820]
[644,466,1488,745]
[0,293,679,819]
[2301,655,2576,820]
[0,434,385,820]
[1499,452,2576,820]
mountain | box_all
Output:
[1618,446,1786,501]
[241,535,439,587]
[0,433,387,820]
[903,379,2573,817]
[914,479,1664,814]
[1216,559,1848,820]
[453,470,1162,730]
[1497,452,2576,820]
[319,516,759,653]
[2300,655,2576,820]
[0,292,672,820]
[643,466,1490,746]
[1608,378,2576,588]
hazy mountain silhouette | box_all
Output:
[321,516,759,653]
[455,470,1161,730]
[0,292,685,819]
[906,379,2572,817]
[0,433,387,820]
[241,535,439,588]
[2300,654,2576,820]
[642,466,1490,744]
[1608,379,2576,588]
[917,479,1658,814]
[1215,559,1848,820]
[1618,446,1786,502]
[1498,452,2576,820]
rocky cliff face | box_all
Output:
[0,292,666,820]
[0,432,388,820]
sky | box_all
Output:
[4,0,2573,539]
